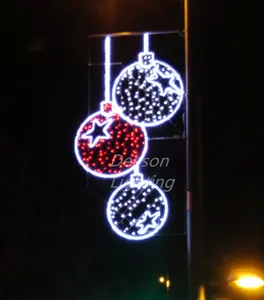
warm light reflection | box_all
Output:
[159,276,165,283]
[198,285,206,300]
[166,280,171,288]
[234,275,264,289]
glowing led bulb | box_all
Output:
[235,275,264,289]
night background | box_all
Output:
[0,1,252,299]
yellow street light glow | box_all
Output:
[159,276,165,283]
[234,275,264,289]
[166,280,171,288]
[198,285,206,300]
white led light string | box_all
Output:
[142,33,163,123]
[106,167,169,241]
[104,36,111,102]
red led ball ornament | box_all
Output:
[74,101,148,178]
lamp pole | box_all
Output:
[184,0,192,298]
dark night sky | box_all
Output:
[0,1,253,299]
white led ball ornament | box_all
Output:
[112,33,184,127]
[74,37,148,179]
[106,172,169,240]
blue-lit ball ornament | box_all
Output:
[106,173,169,240]
[112,51,184,127]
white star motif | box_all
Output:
[135,210,161,235]
[146,66,183,97]
[81,118,113,147]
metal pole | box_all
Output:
[87,30,183,38]
[86,37,92,188]
[166,286,169,300]
[184,0,192,298]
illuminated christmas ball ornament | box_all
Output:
[112,33,184,127]
[74,101,148,178]
[106,172,169,240]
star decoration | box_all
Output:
[136,210,161,235]
[81,118,113,147]
[146,66,183,97]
